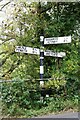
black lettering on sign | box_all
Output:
[64,37,68,42]
[20,49,24,52]
[17,46,21,49]
[46,52,50,56]
[33,48,37,54]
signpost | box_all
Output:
[44,36,71,45]
[15,35,71,88]
[15,46,66,58]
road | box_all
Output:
[0,112,80,120]
[36,112,80,119]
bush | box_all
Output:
[1,77,78,117]
[1,79,43,116]
[44,71,66,90]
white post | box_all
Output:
[40,36,44,86]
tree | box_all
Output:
[0,1,39,79]
[0,1,79,81]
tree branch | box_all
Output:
[0,51,8,55]
[0,1,11,11]
[2,58,22,77]
[0,52,14,67]
[0,38,16,46]
[41,6,52,13]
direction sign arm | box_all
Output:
[44,36,71,45]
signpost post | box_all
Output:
[40,36,44,86]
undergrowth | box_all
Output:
[1,78,79,118]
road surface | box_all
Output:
[1,112,80,120]
[36,112,80,119]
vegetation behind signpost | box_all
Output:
[0,1,79,117]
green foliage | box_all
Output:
[21,97,78,118]
[0,2,79,81]
[0,2,79,117]
[2,79,42,116]
[44,71,66,90]
[1,76,79,117]
[1,82,78,117]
